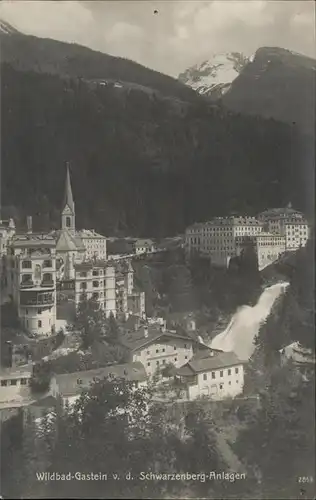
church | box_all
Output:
[53,163,107,282]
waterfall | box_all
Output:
[210,282,289,360]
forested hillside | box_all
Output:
[1,63,313,236]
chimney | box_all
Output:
[27,216,32,234]
[144,326,148,338]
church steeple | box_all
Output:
[61,162,75,234]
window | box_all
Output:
[184,344,187,348]
[21,378,27,385]
[38,320,42,328]
[147,362,150,367]
[66,216,71,228]
[228,369,231,376]
[219,384,223,390]
[22,260,32,269]
[38,309,42,315]
[203,374,207,381]
[235,367,239,374]
[92,292,99,300]
[80,272,87,277]
[229,381,231,385]
[174,346,176,350]
[1,380,7,387]
[77,379,83,385]
[80,282,87,289]
[93,281,99,288]
[92,270,99,276]
[174,358,177,362]
[162,348,165,352]
[156,361,159,366]
[10,379,17,386]
[212,372,216,379]
[26,309,28,315]
[156,349,159,353]
[220,370,223,377]
[43,260,52,268]
[185,356,188,360]
[163,360,166,364]
[147,350,150,355]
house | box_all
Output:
[50,362,148,407]
[134,239,155,255]
[0,365,33,410]
[279,342,315,380]
[175,350,245,401]
[119,325,194,377]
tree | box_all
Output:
[234,364,315,499]
[72,295,108,349]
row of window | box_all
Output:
[202,367,239,381]
[1,378,29,386]
[22,260,52,269]
[147,356,188,367]
[147,345,187,355]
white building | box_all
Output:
[235,232,286,270]
[115,260,145,318]
[0,365,33,410]
[279,342,315,381]
[50,362,148,407]
[176,350,245,401]
[120,325,194,378]
[134,239,155,255]
[6,233,57,337]
[74,261,116,317]
[185,216,263,266]
[77,229,107,261]
[258,204,309,251]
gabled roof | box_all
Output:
[56,229,78,252]
[120,326,193,352]
[176,351,243,376]
[53,362,147,397]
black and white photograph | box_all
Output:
[0,1,315,498]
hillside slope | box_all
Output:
[223,47,315,134]
[0,26,198,102]
[1,63,313,237]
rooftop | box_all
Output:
[176,351,244,376]
[120,325,193,352]
[53,362,147,397]
[77,229,107,239]
[11,234,56,248]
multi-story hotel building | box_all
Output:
[185,216,263,266]
[74,261,116,317]
[115,259,145,318]
[235,232,286,271]
[6,233,57,337]
[258,204,309,251]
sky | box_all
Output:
[0,0,315,77]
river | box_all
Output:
[210,282,289,360]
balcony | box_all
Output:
[41,280,54,288]
[20,291,54,307]
[20,280,34,289]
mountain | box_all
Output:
[0,20,197,102]
[178,52,249,99]
[179,47,315,134]
[223,47,315,134]
[1,62,313,237]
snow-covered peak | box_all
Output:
[178,52,251,98]
[0,19,21,35]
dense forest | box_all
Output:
[1,63,313,236]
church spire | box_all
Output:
[63,162,75,213]
[61,162,76,234]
